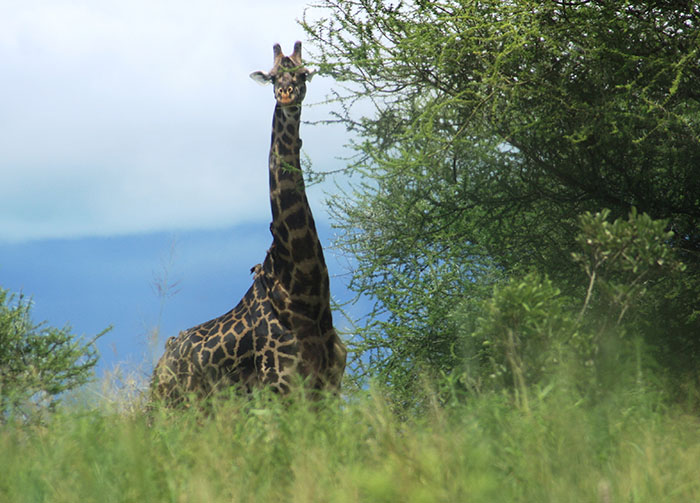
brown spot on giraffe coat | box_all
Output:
[151,42,346,406]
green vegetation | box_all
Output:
[0,386,699,503]
[2,1,699,501]
[303,0,700,403]
[0,288,107,423]
[2,207,696,502]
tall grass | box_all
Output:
[1,381,699,503]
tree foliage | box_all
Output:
[0,287,106,421]
[303,0,700,398]
[573,208,686,327]
[456,210,684,409]
[467,271,574,412]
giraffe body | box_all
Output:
[151,42,346,406]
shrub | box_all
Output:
[0,287,107,422]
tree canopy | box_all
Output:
[303,0,700,399]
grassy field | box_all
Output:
[1,380,700,503]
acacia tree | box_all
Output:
[303,0,700,394]
[0,287,106,421]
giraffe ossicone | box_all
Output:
[151,42,346,406]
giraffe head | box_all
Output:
[250,41,314,107]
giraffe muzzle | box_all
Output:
[277,86,297,105]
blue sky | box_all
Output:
[0,1,363,380]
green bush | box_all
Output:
[452,209,684,411]
[0,287,107,422]
[573,208,685,329]
[465,272,577,411]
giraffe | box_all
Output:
[151,41,347,406]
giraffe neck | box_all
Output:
[266,103,330,315]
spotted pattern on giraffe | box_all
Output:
[151,41,346,407]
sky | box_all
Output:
[0,1,363,384]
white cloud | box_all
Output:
[0,0,346,242]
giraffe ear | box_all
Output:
[305,69,317,82]
[250,71,272,85]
